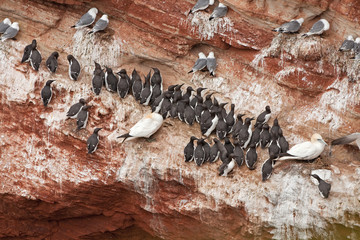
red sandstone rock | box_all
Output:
[0,0,359,239]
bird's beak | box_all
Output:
[320,139,328,145]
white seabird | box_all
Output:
[88,14,109,34]
[0,18,11,34]
[188,52,207,74]
[272,18,304,33]
[189,0,214,14]
[331,133,360,150]
[1,22,19,42]
[277,133,327,161]
[206,52,216,76]
[117,112,164,142]
[339,35,355,52]
[209,3,228,20]
[302,19,330,37]
[71,8,98,29]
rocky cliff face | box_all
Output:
[0,0,359,239]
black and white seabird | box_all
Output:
[249,123,262,147]
[339,35,355,52]
[311,174,331,198]
[182,86,195,103]
[184,136,198,162]
[71,8,98,29]
[184,99,196,125]
[190,87,206,108]
[117,69,130,98]
[88,14,109,34]
[272,18,304,33]
[87,128,102,154]
[209,139,220,163]
[209,3,228,20]
[261,158,275,181]
[224,137,234,155]
[194,138,206,166]
[214,138,228,163]
[77,105,91,130]
[194,97,204,123]
[233,140,245,166]
[238,117,254,148]
[152,91,166,113]
[331,132,360,150]
[173,83,184,103]
[225,104,235,134]
[189,0,214,14]
[67,98,86,118]
[232,114,245,139]
[92,67,104,95]
[260,123,271,148]
[202,110,219,137]
[245,143,257,170]
[302,19,330,37]
[104,67,118,92]
[203,93,214,109]
[216,111,228,140]
[0,18,11,34]
[218,153,236,177]
[159,92,172,119]
[206,52,217,76]
[256,105,271,126]
[278,129,289,153]
[188,52,207,73]
[150,83,162,105]
[67,55,81,81]
[29,42,42,71]
[41,80,55,107]
[131,69,143,101]
[140,71,152,105]
[46,52,59,73]
[203,140,211,162]
[21,39,36,63]
[277,134,327,161]
[150,67,163,87]
[0,22,19,42]
[268,135,280,157]
[117,112,164,142]
[270,118,281,140]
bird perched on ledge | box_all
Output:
[71,8,98,29]
[117,112,164,143]
[276,133,327,161]
[302,19,330,37]
[272,18,304,33]
[330,133,360,152]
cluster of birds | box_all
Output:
[182,104,288,176]
[188,52,217,76]
[0,18,19,42]
[189,0,228,21]
[4,1,360,200]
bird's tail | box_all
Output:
[117,133,131,143]
[188,70,193,74]
[272,28,279,32]
[71,25,76,28]
[88,31,94,35]
[188,9,193,15]
[210,71,215,77]
[209,16,214,21]
[301,33,309,37]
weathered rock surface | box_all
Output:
[0,0,359,239]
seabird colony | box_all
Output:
[7,2,359,200]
